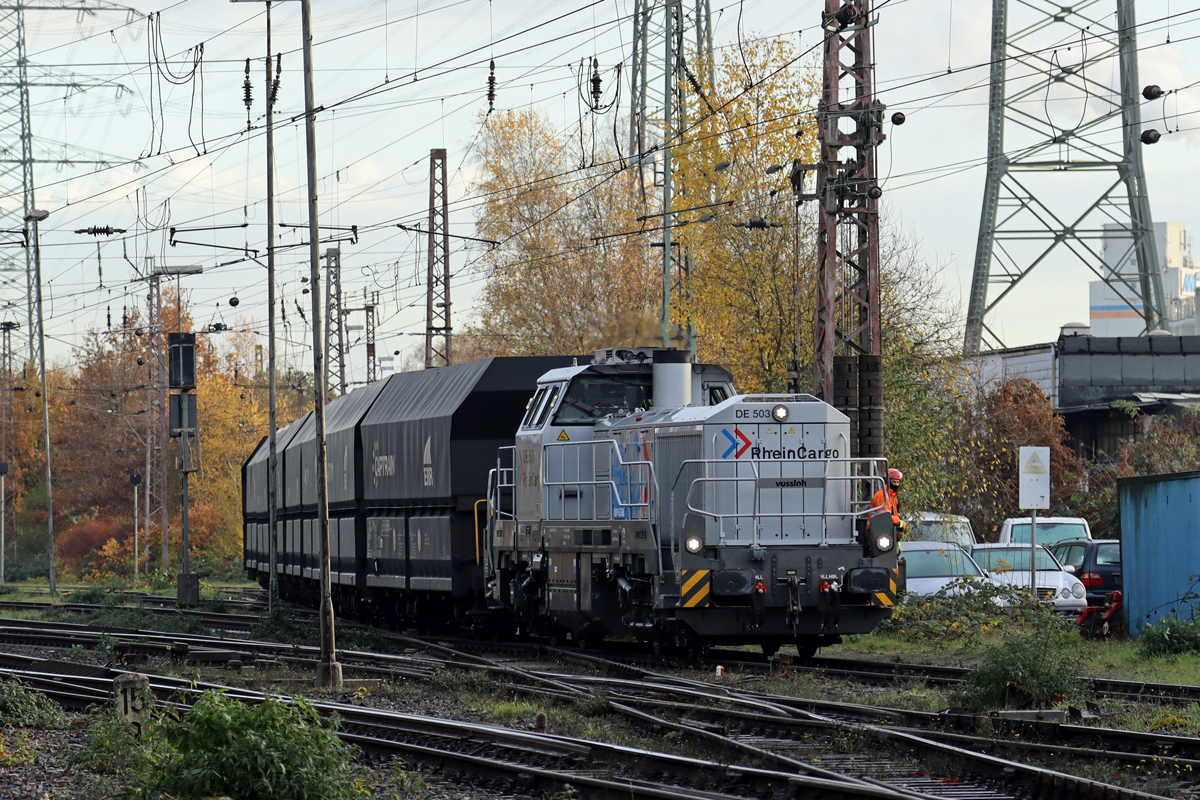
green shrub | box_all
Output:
[878,578,1060,641]
[73,705,165,782]
[957,628,1085,711]
[0,678,69,728]
[1136,612,1200,658]
[157,692,362,799]
[77,691,365,799]
[72,586,118,606]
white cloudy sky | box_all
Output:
[9,0,1200,380]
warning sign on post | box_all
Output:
[1018,446,1050,510]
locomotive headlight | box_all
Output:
[772,404,789,422]
[685,536,703,554]
[874,534,893,553]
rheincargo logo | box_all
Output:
[721,428,752,458]
[751,446,839,460]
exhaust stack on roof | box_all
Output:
[652,349,692,409]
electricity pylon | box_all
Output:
[965,0,1163,352]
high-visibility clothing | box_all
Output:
[870,486,902,529]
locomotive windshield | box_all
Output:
[554,375,652,424]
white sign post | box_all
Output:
[1019,446,1051,599]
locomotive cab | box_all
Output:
[487,348,899,656]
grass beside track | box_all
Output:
[832,630,1200,687]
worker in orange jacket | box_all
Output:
[870,468,907,536]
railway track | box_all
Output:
[0,656,945,800]
[6,597,1200,707]
[0,617,1188,798]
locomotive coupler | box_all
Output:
[819,579,841,631]
[750,575,767,630]
[786,575,803,636]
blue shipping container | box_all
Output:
[1118,470,1200,635]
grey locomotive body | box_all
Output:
[488,348,899,655]
[242,348,900,655]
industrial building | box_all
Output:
[976,326,1200,462]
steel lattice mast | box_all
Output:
[323,247,345,396]
[144,271,169,569]
[810,0,885,458]
[424,148,450,368]
[629,0,713,348]
[0,320,15,556]
[0,2,139,364]
[964,0,1163,352]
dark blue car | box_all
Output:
[1050,539,1122,607]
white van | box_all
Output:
[998,516,1092,546]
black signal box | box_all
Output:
[168,332,196,389]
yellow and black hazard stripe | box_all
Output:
[871,567,900,607]
[681,569,711,608]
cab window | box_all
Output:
[520,387,549,429]
[707,385,729,405]
[534,383,563,427]
[554,376,652,424]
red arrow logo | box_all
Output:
[735,429,752,458]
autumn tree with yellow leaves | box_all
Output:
[671,36,819,392]
[466,108,662,355]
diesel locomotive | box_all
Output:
[243,348,901,656]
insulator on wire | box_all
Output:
[591,58,602,106]
[243,58,253,128]
[487,59,496,113]
[74,226,124,236]
[270,53,282,107]
[1143,85,1165,101]
[1141,129,1161,145]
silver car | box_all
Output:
[968,544,1087,617]
[901,541,990,597]
[906,512,977,549]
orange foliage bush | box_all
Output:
[57,517,127,570]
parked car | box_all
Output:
[968,543,1087,617]
[900,541,990,597]
[906,513,977,548]
[1050,539,1122,607]
[998,516,1092,545]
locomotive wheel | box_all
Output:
[680,628,707,659]
[650,630,666,656]
[761,641,780,658]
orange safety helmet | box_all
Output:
[888,468,903,484]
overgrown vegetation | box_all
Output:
[1136,612,1200,659]
[249,606,318,646]
[47,604,211,636]
[77,691,365,800]
[957,628,1085,711]
[0,678,69,728]
[878,580,1064,641]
